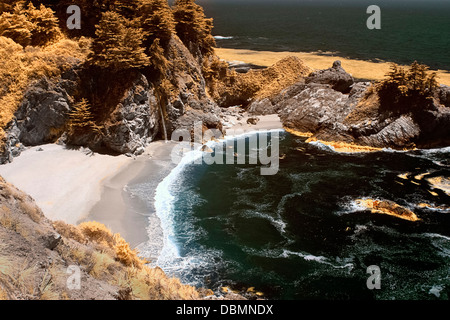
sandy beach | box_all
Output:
[0,114,284,251]
[215,48,450,86]
[0,144,131,225]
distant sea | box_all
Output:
[198,0,450,71]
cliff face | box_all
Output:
[0,34,221,162]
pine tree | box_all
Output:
[149,37,170,74]
[0,2,61,47]
[68,98,96,131]
[378,61,439,112]
[140,0,175,45]
[25,3,62,46]
[0,0,25,13]
[89,11,149,70]
[0,10,34,46]
[173,0,215,57]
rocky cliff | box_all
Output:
[248,60,450,150]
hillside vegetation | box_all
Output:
[0,175,208,300]
[0,0,216,150]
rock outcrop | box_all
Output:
[249,61,450,150]
[305,60,354,93]
[0,68,80,164]
[98,73,160,155]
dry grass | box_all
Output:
[0,205,19,231]
[113,233,146,269]
[75,222,201,300]
[0,257,38,298]
[89,251,117,279]
[78,221,115,248]
[18,200,42,223]
[207,54,311,107]
[0,287,8,300]
[53,220,87,244]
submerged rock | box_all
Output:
[355,199,421,222]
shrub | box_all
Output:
[0,3,62,47]
[78,221,115,248]
[140,0,176,45]
[378,61,439,112]
[0,10,33,46]
[67,98,99,134]
[113,233,145,269]
[53,220,87,244]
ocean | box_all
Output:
[129,0,450,300]
[131,131,450,300]
[199,0,450,71]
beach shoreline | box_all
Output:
[0,114,285,254]
[214,47,450,86]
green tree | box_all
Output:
[173,0,215,57]
[89,11,149,70]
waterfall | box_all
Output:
[159,103,168,142]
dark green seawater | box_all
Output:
[144,0,450,300]
[198,0,450,71]
[148,131,450,300]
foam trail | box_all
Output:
[153,129,285,271]
[214,35,234,40]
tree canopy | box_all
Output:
[89,11,149,70]
[378,61,439,112]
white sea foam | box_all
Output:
[424,233,450,241]
[152,129,285,277]
[214,35,234,40]
[243,210,287,235]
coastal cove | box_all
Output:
[144,129,449,300]
[0,113,449,300]
[1,0,449,302]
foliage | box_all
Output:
[173,0,216,57]
[67,98,101,135]
[0,2,61,47]
[0,10,34,46]
[0,36,90,145]
[25,3,62,46]
[378,61,439,112]
[148,38,171,75]
[113,234,145,268]
[140,0,175,45]
[89,11,149,70]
